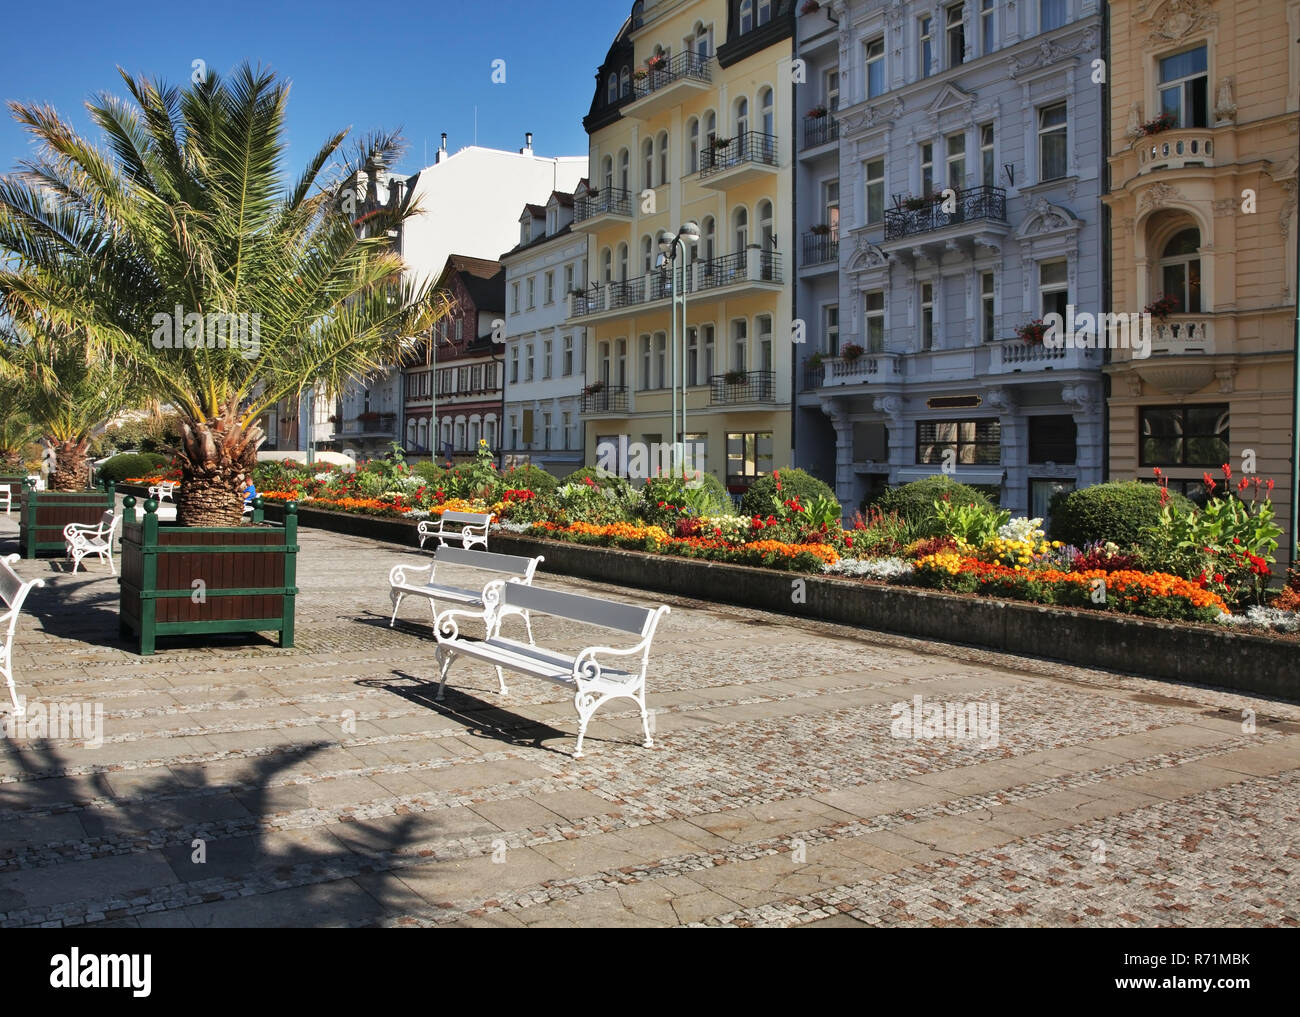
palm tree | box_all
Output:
[0,64,448,524]
[0,318,128,489]
[0,377,39,472]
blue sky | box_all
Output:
[0,0,626,180]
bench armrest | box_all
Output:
[63,522,103,540]
[388,561,435,586]
[432,603,495,644]
[570,605,670,686]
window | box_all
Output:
[471,364,483,391]
[616,338,627,386]
[455,420,465,450]
[642,139,654,189]
[601,247,612,283]
[542,412,551,450]
[598,340,610,385]
[511,282,519,313]
[619,149,630,190]
[1141,405,1229,466]
[546,208,556,234]
[825,67,839,111]
[865,158,884,224]
[563,335,574,375]
[640,335,652,389]
[760,87,774,137]
[561,411,572,450]
[686,327,699,385]
[1159,46,1209,129]
[543,339,552,379]
[758,199,774,249]
[484,363,496,390]
[824,304,840,356]
[620,67,631,97]
[981,271,996,342]
[684,432,708,475]
[454,319,462,341]
[1028,415,1077,464]
[655,332,667,388]
[740,0,753,33]
[695,22,712,59]
[607,73,618,104]
[1038,102,1068,181]
[564,263,574,294]
[1031,479,1073,524]
[822,181,839,237]
[525,342,535,381]
[702,324,715,383]
[757,0,771,26]
[980,124,995,185]
[657,131,669,185]
[526,277,535,309]
[702,216,716,262]
[920,282,934,350]
[917,419,1001,465]
[618,242,629,281]
[1039,259,1068,318]
[688,117,700,172]
[866,37,886,99]
[733,206,749,250]
[920,142,934,197]
[510,345,519,383]
[544,271,554,305]
[735,95,749,139]
[732,319,747,372]
[1040,0,1067,33]
[726,432,774,486]
[1160,228,1202,314]
[946,132,966,189]
[757,314,772,371]
[485,418,496,450]
[946,4,965,68]
[865,291,885,352]
[469,418,480,448]
[919,16,933,79]
[981,0,995,55]
[601,155,613,192]
[643,234,655,275]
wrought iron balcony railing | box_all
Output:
[580,385,629,414]
[710,370,776,404]
[632,50,711,100]
[802,115,838,150]
[883,185,1008,241]
[698,131,778,179]
[801,230,839,266]
[574,186,634,223]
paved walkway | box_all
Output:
[1,513,1297,927]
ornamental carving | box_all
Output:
[873,395,904,420]
[1138,182,1183,214]
[1006,27,1099,78]
[1213,77,1237,124]
[1146,0,1220,47]
[1212,198,1236,217]
[1061,382,1101,412]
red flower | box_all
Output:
[774,470,782,493]
[845,536,853,547]
[1238,477,1249,492]
[1213,573,1225,584]
[1232,537,1241,544]
[1222,463,1232,480]
[1152,466,1162,479]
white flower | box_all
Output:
[1214,606,1300,632]
[491,520,534,533]
[823,557,913,580]
[407,509,431,520]
[996,517,1045,542]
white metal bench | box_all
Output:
[417,510,492,551]
[148,480,177,501]
[1,554,45,716]
[389,545,543,641]
[433,583,670,758]
[0,487,11,515]
[64,510,122,574]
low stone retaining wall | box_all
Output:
[258,502,1298,700]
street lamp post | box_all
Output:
[657,221,700,476]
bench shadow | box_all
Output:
[0,734,434,928]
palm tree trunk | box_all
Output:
[49,439,89,491]
[175,403,264,527]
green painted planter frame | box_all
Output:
[17,478,116,558]
[117,496,299,655]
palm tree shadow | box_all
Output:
[0,733,430,927]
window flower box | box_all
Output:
[808,105,828,119]
[800,0,821,14]
[810,223,833,236]
[582,381,606,395]
[1014,319,1049,345]
[840,343,865,363]
[724,369,747,385]
[1139,112,1177,137]
[1143,293,1180,321]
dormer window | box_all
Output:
[620,66,631,96]
[757,0,772,27]
[547,208,557,234]
[607,72,617,104]
[520,220,529,245]
[740,0,753,34]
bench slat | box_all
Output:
[439,511,492,525]
[433,545,538,575]
[392,583,481,602]
[502,583,654,634]
[0,563,22,608]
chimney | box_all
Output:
[520,131,533,155]
[436,133,448,164]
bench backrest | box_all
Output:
[433,545,541,577]
[0,555,25,610]
[1,555,45,640]
[501,582,661,636]
[440,511,492,526]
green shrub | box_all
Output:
[563,465,635,499]
[1049,481,1193,550]
[740,468,837,518]
[98,452,170,485]
[499,463,559,495]
[411,461,447,485]
[872,476,993,536]
[640,472,732,527]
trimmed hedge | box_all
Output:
[1049,481,1193,550]
[499,463,560,495]
[740,468,837,518]
[873,476,994,536]
[97,451,170,485]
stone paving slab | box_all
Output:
[0,513,1296,927]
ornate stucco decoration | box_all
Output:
[1006,27,1099,78]
[1015,199,1079,241]
[1145,0,1220,47]
[1061,382,1101,413]
[1213,76,1237,124]
[846,239,889,274]
[843,97,905,134]
[1211,198,1237,217]
[985,387,1015,412]
[873,395,904,421]
[1268,155,1298,239]
[1137,182,1184,215]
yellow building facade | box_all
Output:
[1103,0,1299,564]
[573,0,795,495]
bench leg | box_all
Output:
[389,592,403,627]
[2,664,23,717]
[522,611,534,646]
[495,666,509,696]
[573,690,610,759]
[434,646,455,701]
[637,692,654,749]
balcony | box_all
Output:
[580,385,629,415]
[883,185,1008,242]
[622,52,712,120]
[1136,130,1215,175]
[574,186,634,228]
[818,352,903,387]
[569,249,782,323]
[987,339,1100,374]
[1151,315,1215,355]
[801,115,838,153]
[710,370,776,405]
[800,230,839,269]
[338,412,396,436]
[698,131,779,188]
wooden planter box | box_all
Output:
[118,496,299,655]
[17,480,116,558]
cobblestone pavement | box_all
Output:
[1,513,1296,928]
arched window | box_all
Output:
[757,199,774,249]
[642,138,654,188]
[601,247,612,283]
[598,340,611,384]
[620,66,631,97]
[740,0,753,33]
[687,117,700,173]
[657,131,669,185]
[705,110,717,144]
[607,73,618,104]
[759,86,774,137]
[484,417,496,450]
[616,338,628,387]
[695,22,711,59]
[601,155,613,191]
[619,148,630,191]
[469,416,480,448]
[757,0,771,27]
[701,215,716,263]
[642,234,654,273]
[1160,227,1202,314]
[417,418,428,451]
[406,418,417,449]
[735,96,749,137]
[617,242,629,281]
[732,205,749,250]
[455,418,466,451]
